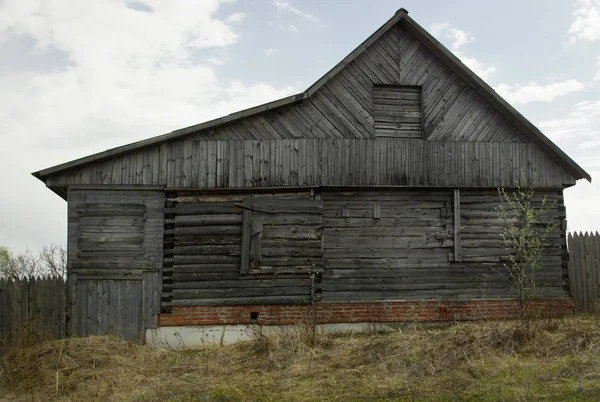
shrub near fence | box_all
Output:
[568,232,600,313]
[0,276,65,345]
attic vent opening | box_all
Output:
[373,85,423,138]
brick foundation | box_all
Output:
[159,299,574,326]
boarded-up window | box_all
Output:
[77,203,146,256]
[241,198,323,274]
[373,85,423,138]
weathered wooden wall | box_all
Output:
[322,191,455,301]
[0,277,65,343]
[66,189,164,340]
[568,232,600,313]
[70,279,145,341]
[162,191,318,310]
[178,23,529,143]
[320,189,567,302]
[162,188,568,308]
[46,139,576,189]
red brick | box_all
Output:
[158,299,574,326]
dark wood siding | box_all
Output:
[374,85,423,138]
[47,139,577,189]
[176,24,527,143]
[39,21,557,191]
[67,189,164,339]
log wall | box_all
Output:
[320,189,567,302]
[161,188,569,309]
[162,191,318,311]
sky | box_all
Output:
[1,0,599,253]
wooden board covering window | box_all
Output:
[241,198,324,274]
[76,203,146,255]
[373,85,423,138]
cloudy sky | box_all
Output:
[1,0,599,253]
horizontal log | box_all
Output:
[324,201,447,209]
[324,248,450,259]
[323,191,451,200]
[323,208,442,219]
[173,255,240,264]
[171,279,309,289]
[172,264,240,273]
[174,245,241,256]
[261,247,322,258]
[165,226,242,236]
[172,296,310,306]
[172,286,310,299]
[262,225,322,240]
[174,214,242,226]
[167,204,242,215]
[171,272,309,281]
[323,227,445,237]
[324,237,448,249]
[321,287,568,301]
[261,239,322,249]
[259,257,324,267]
[323,218,443,228]
[173,235,242,246]
[321,282,515,292]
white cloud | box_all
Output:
[273,0,319,23]
[264,48,276,56]
[429,22,495,80]
[595,55,600,80]
[538,99,600,143]
[226,12,245,24]
[458,55,496,80]
[568,0,600,42]
[537,99,600,234]
[0,0,297,253]
[430,23,474,50]
[288,24,299,33]
[206,57,224,65]
[494,80,585,104]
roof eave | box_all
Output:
[32,92,308,179]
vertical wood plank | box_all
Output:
[453,189,461,262]
[241,209,251,274]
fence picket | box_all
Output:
[0,276,65,345]
[568,231,600,313]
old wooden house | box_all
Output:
[33,9,589,343]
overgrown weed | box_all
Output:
[2,316,600,401]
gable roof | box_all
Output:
[32,9,591,183]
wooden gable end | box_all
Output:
[35,12,588,189]
[183,22,528,144]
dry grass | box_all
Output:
[2,316,600,401]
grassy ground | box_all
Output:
[2,316,600,401]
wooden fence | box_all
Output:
[568,232,600,313]
[0,277,65,345]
